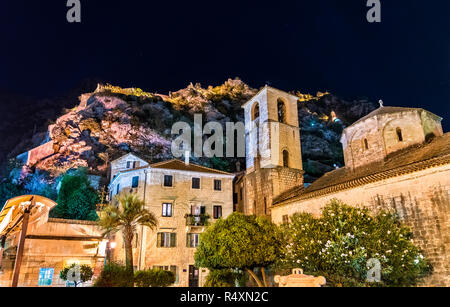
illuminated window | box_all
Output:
[38,268,54,286]
[157,233,177,248]
[162,203,173,217]
[187,233,200,248]
[213,206,223,219]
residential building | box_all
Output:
[109,156,234,287]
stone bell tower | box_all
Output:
[242,86,304,217]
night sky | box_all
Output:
[1,0,449,130]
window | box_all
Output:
[363,138,369,150]
[213,206,223,219]
[126,161,132,169]
[164,175,173,187]
[38,268,54,286]
[396,128,404,142]
[162,203,173,217]
[192,178,201,189]
[116,184,120,195]
[133,161,140,168]
[282,215,289,224]
[191,205,206,216]
[264,197,268,215]
[240,188,243,201]
[187,233,200,248]
[214,180,222,191]
[252,103,260,120]
[157,233,177,248]
[132,176,139,188]
[283,150,289,168]
[277,99,287,124]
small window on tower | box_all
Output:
[364,139,369,150]
[283,150,289,168]
[396,128,404,142]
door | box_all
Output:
[188,265,199,287]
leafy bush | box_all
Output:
[195,213,282,287]
[278,199,432,287]
[204,269,244,287]
[134,269,175,287]
[50,168,99,221]
[93,262,134,287]
[59,264,94,287]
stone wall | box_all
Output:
[271,163,450,286]
[0,219,105,287]
[245,167,303,217]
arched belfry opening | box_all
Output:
[252,102,260,121]
[277,98,287,124]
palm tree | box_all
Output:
[98,192,157,274]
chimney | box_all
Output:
[236,161,241,172]
[185,151,190,166]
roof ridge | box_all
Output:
[150,159,234,176]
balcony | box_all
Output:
[185,214,210,227]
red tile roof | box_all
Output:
[274,133,450,206]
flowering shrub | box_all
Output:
[279,199,432,287]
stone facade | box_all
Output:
[241,86,304,217]
[0,196,106,287]
[341,107,443,169]
[109,155,234,287]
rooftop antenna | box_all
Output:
[379,100,384,108]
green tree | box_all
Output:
[93,262,134,287]
[134,269,175,287]
[195,212,282,287]
[279,199,432,287]
[204,269,244,287]
[51,168,99,221]
[59,264,94,287]
[98,193,157,274]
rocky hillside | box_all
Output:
[8,79,378,191]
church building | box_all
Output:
[238,87,449,286]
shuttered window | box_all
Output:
[214,180,222,191]
[157,233,177,248]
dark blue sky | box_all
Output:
[1,0,449,130]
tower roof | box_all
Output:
[241,85,298,108]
